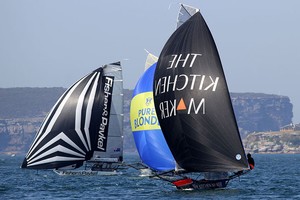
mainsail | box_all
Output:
[90,63,124,163]
[153,12,249,172]
[21,62,123,170]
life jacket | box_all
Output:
[249,163,254,170]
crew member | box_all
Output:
[247,153,255,170]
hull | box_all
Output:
[53,169,120,176]
[191,179,229,190]
[53,160,125,176]
[173,178,229,190]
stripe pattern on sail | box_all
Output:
[22,68,104,169]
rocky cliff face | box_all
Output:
[231,93,293,138]
[243,131,300,154]
[0,88,295,154]
[0,118,41,153]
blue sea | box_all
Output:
[1,153,299,200]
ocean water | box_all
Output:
[0,153,299,200]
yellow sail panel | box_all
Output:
[130,92,160,131]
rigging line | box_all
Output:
[123,162,148,170]
[151,173,175,183]
[144,49,150,54]
[149,169,177,178]
[228,169,251,180]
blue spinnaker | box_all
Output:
[130,63,175,171]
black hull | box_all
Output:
[191,179,229,190]
[172,178,229,190]
[153,169,251,190]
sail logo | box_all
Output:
[159,97,205,119]
[154,53,219,95]
[154,73,219,95]
[145,97,152,106]
[97,76,114,151]
[154,53,219,119]
[130,92,160,131]
[167,53,202,69]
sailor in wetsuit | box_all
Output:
[247,153,255,169]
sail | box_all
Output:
[153,12,249,172]
[177,4,199,28]
[144,50,158,71]
[130,63,175,171]
[21,62,123,169]
[91,62,124,162]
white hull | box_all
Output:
[53,169,121,176]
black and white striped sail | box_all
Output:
[21,62,123,169]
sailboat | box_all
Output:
[151,5,251,189]
[129,5,200,174]
[21,62,124,176]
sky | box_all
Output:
[1,0,300,122]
